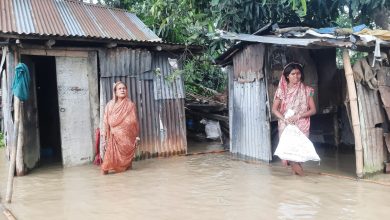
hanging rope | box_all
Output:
[12,63,30,101]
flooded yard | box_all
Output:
[1,148,390,220]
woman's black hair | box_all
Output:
[282,62,304,83]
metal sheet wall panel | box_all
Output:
[0,0,160,41]
[232,44,265,81]
[356,83,386,174]
[231,80,271,161]
[99,48,186,160]
[356,84,385,128]
[100,48,152,77]
[152,53,185,100]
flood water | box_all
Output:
[1,148,390,220]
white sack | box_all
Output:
[200,119,221,140]
[274,124,320,162]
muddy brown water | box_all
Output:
[1,148,390,220]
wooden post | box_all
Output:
[13,48,24,176]
[342,49,364,178]
[5,97,21,203]
[333,113,340,148]
[15,100,24,176]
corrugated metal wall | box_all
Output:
[152,53,185,99]
[356,83,386,173]
[99,48,186,160]
[230,44,271,161]
[230,80,271,160]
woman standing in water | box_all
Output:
[101,81,139,175]
[272,62,316,176]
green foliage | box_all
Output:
[104,0,227,95]
[0,132,5,148]
[346,0,390,25]
[103,0,389,95]
[211,0,303,34]
[105,0,212,44]
[336,49,368,69]
[182,54,227,95]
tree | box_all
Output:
[104,0,228,94]
[102,0,390,94]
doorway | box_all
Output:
[268,47,356,176]
[33,56,62,164]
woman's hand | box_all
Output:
[286,114,300,124]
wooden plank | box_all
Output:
[56,56,93,167]
[20,49,88,57]
[5,97,20,203]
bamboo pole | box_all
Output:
[5,97,21,203]
[342,49,363,178]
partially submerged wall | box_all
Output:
[353,54,389,174]
[230,44,271,161]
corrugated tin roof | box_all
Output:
[216,30,390,65]
[0,0,161,42]
[220,32,347,47]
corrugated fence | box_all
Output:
[99,48,186,160]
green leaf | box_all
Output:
[300,0,307,16]
[211,0,219,6]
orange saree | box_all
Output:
[101,98,139,173]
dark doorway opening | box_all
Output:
[185,104,229,154]
[33,56,62,164]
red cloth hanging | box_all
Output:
[93,128,102,165]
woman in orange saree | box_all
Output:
[101,81,139,174]
[272,62,316,176]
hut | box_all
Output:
[0,0,201,175]
[216,25,390,177]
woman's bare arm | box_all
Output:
[299,96,316,119]
[272,99,285,121]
